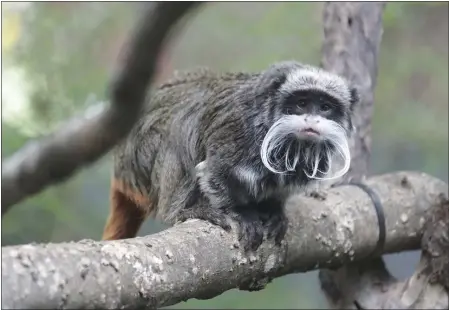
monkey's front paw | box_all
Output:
[265,211,288,246]
[234,210,265,252]
[177,207,232,232]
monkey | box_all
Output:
[102,61,359,252]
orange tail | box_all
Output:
[102,179,152,240]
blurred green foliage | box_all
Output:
[2,2,448,309]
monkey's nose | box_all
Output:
[305,116,320,124]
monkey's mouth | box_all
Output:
[300,128,320,136]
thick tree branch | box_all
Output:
[1,2,200,212]
[320,1,386,180]
[2,171,447,309]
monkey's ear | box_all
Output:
[268,73,287,91]
[349,86,360,112]
[260,61,303,91]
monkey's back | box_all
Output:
[111,68,256,220]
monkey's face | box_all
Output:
[259,65,358,181]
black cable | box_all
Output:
[333,180,386,257]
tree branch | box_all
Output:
[320,1,386,180]
[2,171,447,309]
[1,2,200,213]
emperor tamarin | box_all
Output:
[102,61,359,252]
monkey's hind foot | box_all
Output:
[176,207,232,232]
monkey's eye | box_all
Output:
[321,103,331,112]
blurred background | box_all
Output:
[1,2,448,309]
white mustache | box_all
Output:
[260,114,351,181]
